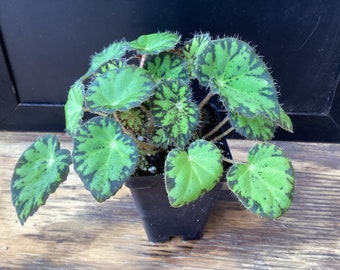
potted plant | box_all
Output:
[11,31,295,242]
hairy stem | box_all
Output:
[203,116,229,139]
[139,105,152,117]
[211,127,235,143]
[139,54,147,68]
[83,107,110,118]
[222,157,234,164]
[198,91,214,110]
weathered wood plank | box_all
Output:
[0,132,339,269]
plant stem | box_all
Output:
[198,91,214,110]
[211,127,235,143]
[222,157,234,164]
[203,116,229,139]
[113,112,130,134]
[83,107,110,118]
[139,54,147,68]
[140,105,151,117]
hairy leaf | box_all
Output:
[151,80,199,148]
[97,59,125,75]
[151,127,172,147]
[86,67,154,113]
[278,107,293,133]
[11,135,71,225]
[145,52,189,84]
[130,32,180,54]
[227,143,295,218]
[72,117,138,202]
[196,37,280,121]
[228,111,275,141]
[165,140,223,207]
[90,41,129,71]
[65,80,85,136]
[183,33,211,77]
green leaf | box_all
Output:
[80,59,126,84]
[228,111,275,141]
[278,107,293,133]
[227,143,295,218]
[196,37,280,121]
[145,51,189,84]
[97,59,126,75]
[151,80,199,148]
[183,33,211,77]
[151,127,172,147]
[65,80,85,136]
[130,32,180,54]
[72,117,138,202]
[165,140,223,207]
[85,67,154,113]
[11,135,71,225]
[90,41,129,71]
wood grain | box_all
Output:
[0,132,339,269]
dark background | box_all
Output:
[1,0,339,142]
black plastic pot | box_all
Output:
[125,104,233,242]
[125,175,223,242]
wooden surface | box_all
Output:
[0,132,339,269]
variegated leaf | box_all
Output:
[183,33,211,77]
[151,80,199,148]
[65,80,85,136]
[151,127,172,147]
[196,37,280,121]
[72,117,138,202]
[227,143,295,218]
[11,135,71,225]
[90,41,130,71]
[278,107,293,133]
[165,140,223,207]
[85,67,154,113]
[228,111,276,141]
[130,32,180,54]
[145,51,189,84]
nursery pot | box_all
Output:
[125,175,223,242]
[125,103,233,242]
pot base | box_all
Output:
[126,176,222,243]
